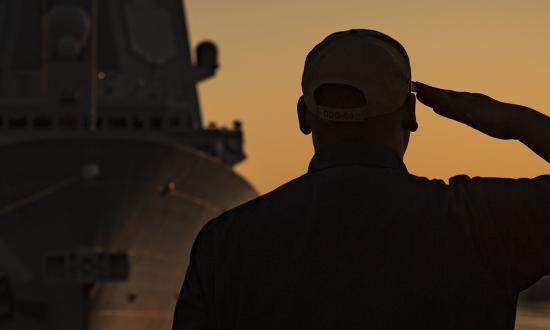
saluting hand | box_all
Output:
[414,82,521,140]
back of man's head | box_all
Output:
[298,29,417,156]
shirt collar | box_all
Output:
[307,143,408,174]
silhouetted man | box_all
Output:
[173,29,550,329]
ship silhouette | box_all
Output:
[0,1,256,329]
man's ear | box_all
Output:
[405,93,418,132]
[297,96,312,135]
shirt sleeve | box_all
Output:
[172,220,216,330]
[450,174,550,292]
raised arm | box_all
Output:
[414,82,550,163]
[415,82,550,286]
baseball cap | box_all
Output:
[301,29,413,122]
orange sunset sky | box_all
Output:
[185,0,550,194]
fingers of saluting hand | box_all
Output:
[413,82,516,140]
[414,82,454,109]
[414,81,466,121]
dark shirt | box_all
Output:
[173,144,550,330]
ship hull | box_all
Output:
[0,138,256,330]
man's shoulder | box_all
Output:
[205,170,453,230]
[203,174,311,232]
[202,171,550,235]
[447,173,550,191]
[436,173,550,219]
